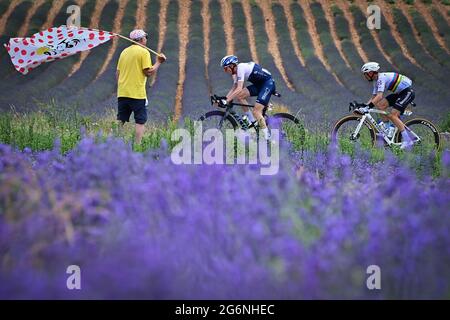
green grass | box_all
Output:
[0,104,447,177]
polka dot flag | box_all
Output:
[3,25,115,75]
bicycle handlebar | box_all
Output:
[348,101,367,112]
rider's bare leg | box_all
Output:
[237,88,255,122]
[375,98,408,136]
[388,109,405,131]
[374,98,390,122]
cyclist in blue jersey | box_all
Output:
[361,62,415,149]
[220,55,276,141]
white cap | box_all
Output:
[129,29,147,40]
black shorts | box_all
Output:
[385,87,415,114]
[117,97,147,124]
[246,79,276,106]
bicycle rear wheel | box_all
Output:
[331,115,376,151]
[265,113,304,147]
[394,118,441,153]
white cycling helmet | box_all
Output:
[361,62,380,73]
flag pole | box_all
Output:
[113,33,162,57]
[76,26,162,57]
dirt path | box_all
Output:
[201,0,212,95]
[335,0,368,63]
[150,0,169,86]
[135,0,149,29]
[256,0,295,91]
[396,0,436,61]
[95,0,128,80]
[174,0,191,122]
[219,0,235,55]
[0,0,24,36]
[18,0,46,37]
[318,0,351,69]
[69,0,109,77]
[432,0,449,23]
[42,0,67,30]
[374,0,420,68]
[241,0,259,62]
[414,0,449,54]
[353,0,395,67]
[280,0,305,67]
[298,0,343,86]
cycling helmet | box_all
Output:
[221,55,238,68]
[361,62,380,73]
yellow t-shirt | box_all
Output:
[117,45,152,99]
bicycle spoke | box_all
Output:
[332,117,374,152]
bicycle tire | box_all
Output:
[198,110,239,130]
[394,118,441,151]
[331,115,376,147]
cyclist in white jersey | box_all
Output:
[219,55,276,141]
[361,62,415,149]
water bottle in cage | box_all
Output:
[378,121,388,134]
[241,115,251,128]
[387,122,395,139]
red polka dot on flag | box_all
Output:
[18,59,24,63]
[14,47,19,52]
[21,50,27,55]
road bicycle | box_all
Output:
[198,93,304,145]
[331,101,441,152]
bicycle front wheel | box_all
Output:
[198,110,239,133]
[331,115,376,151]
[394,118,441,153]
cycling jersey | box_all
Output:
[373,72,412,95]
[233,62,272,85]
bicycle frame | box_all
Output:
[215,101,274,130]
[353,109,421,147]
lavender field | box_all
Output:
[0,0,450,300]
[0,134,449,299]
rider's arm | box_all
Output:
[226,82,237,99]
[226,80,245,103]
[367,92,383,106]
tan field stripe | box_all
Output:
[374,0,421,68]
[241,0,259,62]
[135,0,149,29]
[174,0,191,122]
[219,0,235,55]
[279,0,305,67]
[432,0,449,23]
[18,0,46,37]
[42,0,67,30]
[256,0,295,90]
[414,0,449,54]
[69,0,109,77]
[0,0,24,36]
[318,0,351,69]
[298,0,343,86]
[353,0,395,66]
[150,0,169,86]
[335,0,369,63]
[95,0,129,80]
[396,1,436,61]
[201,0,212,95]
